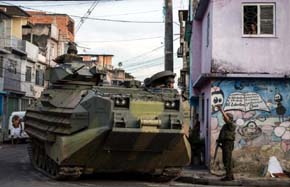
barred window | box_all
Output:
[25,66,32,82]
[35,68,44,86]
[0,56,3,77]
[243,4,275,36]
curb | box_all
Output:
[176,176,242,186]
[176,176,290,187]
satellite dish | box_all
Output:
[118,62,123,68]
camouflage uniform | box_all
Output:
[217,120,236,179]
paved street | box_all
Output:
[0,144,241,187]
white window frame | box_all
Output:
[242,3,276,37]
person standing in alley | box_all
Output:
[216,105,236,181]
[11,115,23,144]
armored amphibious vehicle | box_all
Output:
[25,45,191,180]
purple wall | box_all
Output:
[212,0,290,74]
[191,1,213,95]
[190,0,290,169]
[191,0,290,80]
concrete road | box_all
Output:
[0,144,240,187]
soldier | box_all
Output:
[54,42,81,64]
[165,77,175,88]
[216,105,236,181]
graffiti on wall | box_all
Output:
[210,80,290,174]
[224,92,270,112]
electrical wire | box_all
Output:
[0,1,164,24]
[125,54,178,71]
[121,37,179,64]
[124,56,164,69]
[76,35,164,43]
[23,2,93,7]
[95,9,161,18]
[76,1,100,33]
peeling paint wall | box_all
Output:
[212,0,290,74]
[210,79,290,175]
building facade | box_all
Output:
[79,54,134,85]
[0,6,29,140]
[27,11,74,56]
[0,6,72,142]
[188,0,290,174]
[80,54,114,70]
[177,10,190,99]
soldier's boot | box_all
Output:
[221,175,234,181]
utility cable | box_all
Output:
[121,37,179,64]
[0,1,164,24]
[76,35,163,43]
[75,1,100,33]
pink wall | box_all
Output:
[212,0,290,74]
[191,21,202,83]
[191,1,213,86]
[201,3,213,75]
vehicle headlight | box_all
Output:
[114,97,130,108]
[164,100,179,110]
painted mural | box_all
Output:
[210,79,290,175]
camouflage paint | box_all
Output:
[210,79,290,175]
[130,101,163,118]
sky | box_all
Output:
[2,0,188,83]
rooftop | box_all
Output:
[0,5,30,17]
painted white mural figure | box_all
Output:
[211,86,225,114]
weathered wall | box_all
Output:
[210,79,290,175]
[28,13,74,41]
[201,2,213,75]
[190,20,202,83]
[212,0,290,74]
[3,54,22,93]
[11,17,27,39]
[191,1,213,83]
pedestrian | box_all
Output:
[192,114,200,139]
[216,105,236,181]
[11,115,23,144]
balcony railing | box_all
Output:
[0,36,26,53]
[25,41,39,62]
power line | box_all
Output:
[76,35,164,43]
[96,5,184,18]
[121,37,179,63]
[121,45,164,63]
[76,1,100,33]
[23,2,93,7]
[0,1,164,24]
[125,53,178,71]
[96,9,161,18]
[125,56,164,69]
[128,57,181,78]
[76,33,179,43]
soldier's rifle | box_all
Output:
[213,141,222,161]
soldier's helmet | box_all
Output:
[67,42,78,55]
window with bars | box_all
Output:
[25,66,32,82]
[35,68,44,86]
[0,56,3,77]
[7,59,17,74]
[243,4,275,36]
